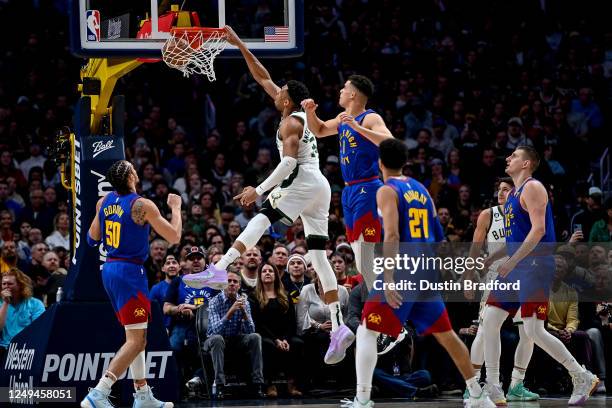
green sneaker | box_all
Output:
[506,381,539,401]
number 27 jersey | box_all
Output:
[98,191,150,262]
[384,177,444,243]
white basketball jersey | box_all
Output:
[486,205,505,250]
[276,111,319,167]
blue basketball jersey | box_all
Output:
[338,109,380,183]
[98,191,150,262]
[504,177,556,246]
[385,177,444,243]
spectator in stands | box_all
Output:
[184,203,206,241]
[270,245,289,278]
[144,238,168,287]
[331,252,361,291]
[0,149,26,190]
[0,268,45,358]
[296,275,349,387]
[45,213,69,250]
[239,247,262,296]
[164,246,218,384]
[571,187,605,240]
[204,270,265,399]
[150,254,180,330]
[235,205,256,229]
[41,251,66,276]
[20,189,54,235]
[1,240,29,273]
[250,262,303,397]
[0,179,22,219]
[30,258,64,308]
[282,253,310,304]
[226,220,241,244]
[589,197,612,242]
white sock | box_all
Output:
[510,367,526,389]
[95,372,116,395]
[356,325,378,403]
[216,247,241,271]
[328,301,343,332]
[466,375,483,397]
[522,317,584,375]
[482,306,508,386]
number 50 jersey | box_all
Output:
[383,177,444,243]
[98,191,151,262]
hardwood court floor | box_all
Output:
[173,396,611,407]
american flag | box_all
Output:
[264,26,289,42]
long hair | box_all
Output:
[2,268,33,299]
[254,261,289,312]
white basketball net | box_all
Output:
[162,29,228,81]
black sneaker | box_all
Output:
[415,384,439,398]
[377,328,407,355]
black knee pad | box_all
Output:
[306,235,328,250]
[260,201,284,224]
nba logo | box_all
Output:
[86,10,100,42]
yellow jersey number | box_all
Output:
[408,208,429,239]
[105,220,121,248]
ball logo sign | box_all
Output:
[86,10,100,42]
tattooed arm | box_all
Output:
[133,194,182,245]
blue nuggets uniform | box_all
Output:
[99,191,151,326]
[363,176,452,337]
[487,177,556,320]
[338,109,383,242]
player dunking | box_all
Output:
[184,26,355,364]
[344,138,495,408]
[81,160,181,408]
[482,146,598,406]
[302,76,393,288]
[464,178,539,404]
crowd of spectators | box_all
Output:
[0,0,611,400]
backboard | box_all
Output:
[70,0,303,58]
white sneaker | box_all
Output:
[467,390,496,408]
[484,383,507,406]
[569,369,599,406]
[81,388,115,408]
[133,385,174,408]
[340,397,374,407]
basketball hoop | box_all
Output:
[162,27,228,81]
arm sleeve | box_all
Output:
[255,156,298,195]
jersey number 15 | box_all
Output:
[105,220,121,248]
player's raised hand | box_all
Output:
[167,193,182,210]
[301,98,318,113]
[339,112,358,128]
[223,26,241,46]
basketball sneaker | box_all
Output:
[80,388,115,408]
[467,389,496,408]
[133,385,173,408]
[340,397,374,407]
[377,328,407,355]
[182,264,227,289]
[463,388,470,406]
[506,381,539,401]
[484,383,507,406]
[568,368,599,406]
[324,324,355,364]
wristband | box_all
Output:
[86,232,101,247]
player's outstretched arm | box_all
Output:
[498,181,547,277]
[87,196,107,244]
[301,98,340,138]
[347,112,393,146]
[224,26,280,100]
[133,194,182,245]
[235,118,301,206]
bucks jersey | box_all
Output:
[276,111,319,167]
